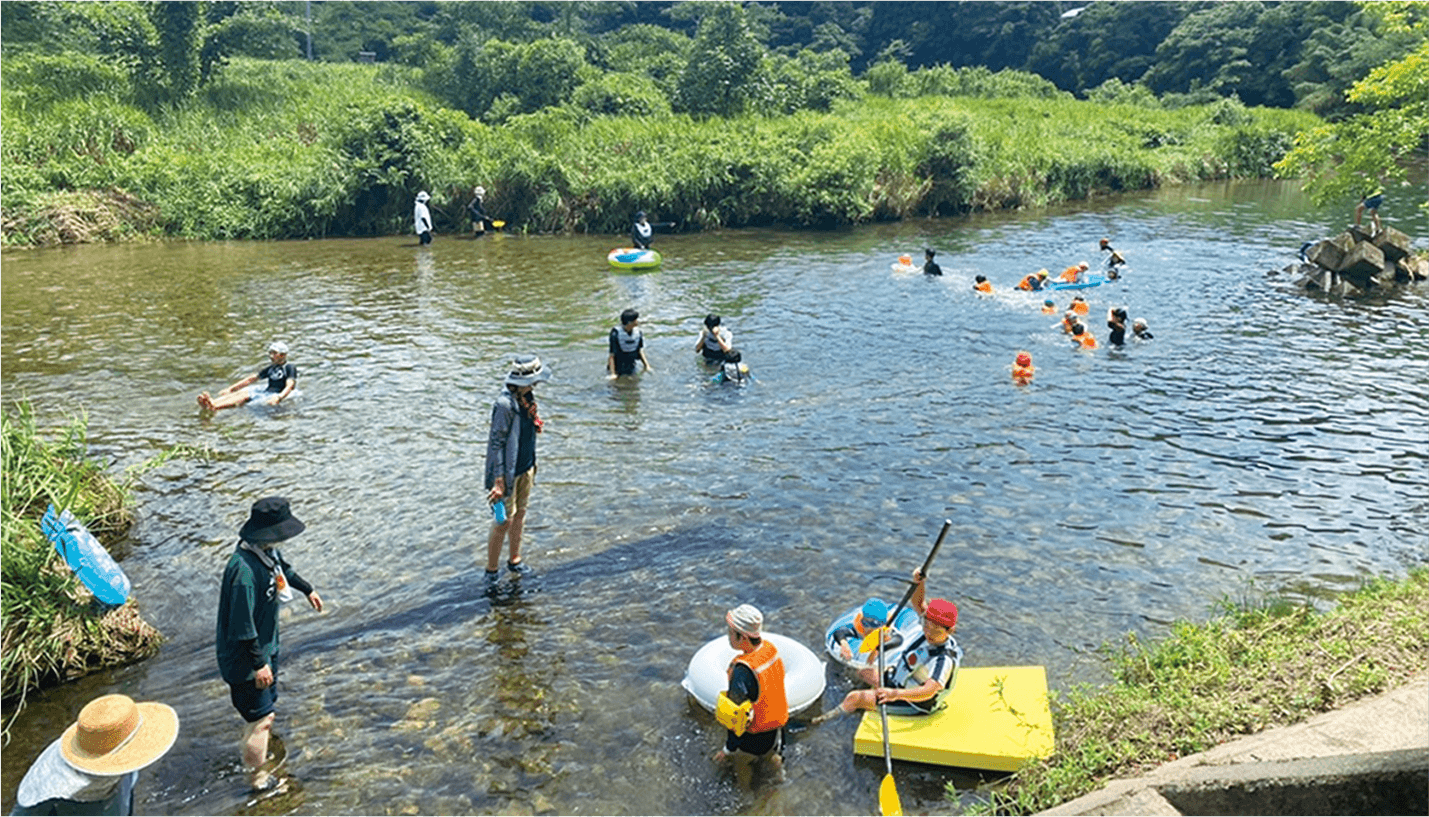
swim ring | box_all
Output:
[824,604,923,670]
[891,253,919,275]
[608,247,662,270]
[681,631,826,714]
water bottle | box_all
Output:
[491,499,507,524]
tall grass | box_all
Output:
[969,569,1429,815]
[0,56,1323,247]
[0,402,162,719]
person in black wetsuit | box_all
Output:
[923,248,942,276]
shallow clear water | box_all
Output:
[3,179,1427,815]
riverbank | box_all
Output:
[0,402,162,714]
[970,569,1429,815]
[1,56,1319,247]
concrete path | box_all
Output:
[1039,674,1429,816]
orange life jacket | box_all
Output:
[1041,304,1058,314]
[1076,333,1098,349]
[1017,276,1036,291]
[728,640,788,734]
[1012,365,1035,379]
[1072,301,1089,315]
[975,281,992,293]
[1060,265,1082,282]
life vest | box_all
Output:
[1071,301,1089,315]
[1012,364,1034,379]
[1017,275,1037,291]
[701,327,730,358]
[634,222,652,242]
[1041,304,1058,314]
[885,634,961,712]
[1061,317,1076,334]
[1060,265,1082,283]
[1075,332,1098,349]
[727,640,788,733]
[613,326,642,353]
[974,281,992,293]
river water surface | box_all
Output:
[2,180,1426,815]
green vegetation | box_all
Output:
[0,0,1420,247]
[1275,3,1429,214]
[0,52,1320,247]
[968,569,1429,815]
[0,402,165,716]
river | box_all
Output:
[2,179,1426,815]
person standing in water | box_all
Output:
[216,496,323,792]
[483,354,551,589]
[1107,306,1128,346]
[607,309,654,377]
[198,341,297,411]
[923,248,943,276]
[713,604,788,781]
[467,186,490,236]
[414,191,433,245]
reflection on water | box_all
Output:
[2,180,1427,815]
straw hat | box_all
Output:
[60,695,178,776]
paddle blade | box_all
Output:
[492,220,506,229]
[879,772,902,816]
[858,627,886,654]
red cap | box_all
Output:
[1015,352,1032,367]
[925,599,958,628]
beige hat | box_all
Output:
[726,604,763,637]
[60,695,179,776]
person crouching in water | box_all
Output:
[973,275,993,293]
[713,349,752,385]
[714,605,788,782]
[816,569,961,722]
[1133,317,1154,340]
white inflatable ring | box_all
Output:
[681,631,826,714]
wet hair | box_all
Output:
[975,274,987,283]
[704,314,721,329]
[1071,322,1086,336]
[620,308,639,326]
[924,248,936,258]
[1111,307,1128,320]
[724,348,742,363]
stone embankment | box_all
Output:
[1288,226,1427,293]
[1038,675,1429,817]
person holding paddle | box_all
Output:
[712,605,788,779]
[816,568,961,722]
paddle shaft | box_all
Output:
[888,519,952,624]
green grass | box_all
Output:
[1,56,1322,247]
[968,569,1429,815]
[0,401,167,724]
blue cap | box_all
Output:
[861,598,888,625]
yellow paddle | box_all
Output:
[862,519,952,816]
[876,624,902,816]
[492,220,506,229]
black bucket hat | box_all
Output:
[239,496,306,543]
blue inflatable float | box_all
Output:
[608,247,662,270]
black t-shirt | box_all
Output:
[258,362,297,393]
[924,261,942,276]
[1108,323,1126,346]
[514,409,537,476]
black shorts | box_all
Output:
[228,653,279,722]
[725,726,781,758]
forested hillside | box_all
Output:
[1,1,1423,246]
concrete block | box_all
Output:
[1372,226,1412,262]
[1307,235,1353,271]
[1338,241,1385,283]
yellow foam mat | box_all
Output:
[853,665,1055,772]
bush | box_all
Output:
[571,71,671,118]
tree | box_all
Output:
[673,2,767,118]
[1025,2,1194,95]
[1142,2,1263,99]
[1274,3,1429,213]
[149,1,201,102]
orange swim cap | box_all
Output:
[898,254,912,265]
